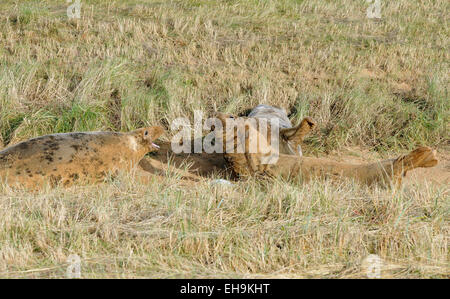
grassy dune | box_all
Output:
[0,0,448,278]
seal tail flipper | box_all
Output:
[392,146,438,177]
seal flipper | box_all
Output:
[279,117,316,154]
[392,146,438,177]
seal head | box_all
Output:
[130,126,165,153]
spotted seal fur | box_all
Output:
[0,126,164,189]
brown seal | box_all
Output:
[215,112,438,186]
[0,126,164,189]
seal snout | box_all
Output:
[138,126,164,151]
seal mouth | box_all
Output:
[151,142,160,149]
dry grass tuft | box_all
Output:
[0,172,448,278]
[0,0,448,278]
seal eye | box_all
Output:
[144,130,149,136]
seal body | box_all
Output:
[215,108,437,186]
[245,104,316,156]
[215,107,316,172]
[0,127,164,189]
[248,104,293,129]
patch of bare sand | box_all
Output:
[359,68,381,79]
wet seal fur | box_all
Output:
[0,126,164,189]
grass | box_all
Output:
[0,0,448,278]
[0,174,448,278]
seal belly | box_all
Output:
[0,131,147,189]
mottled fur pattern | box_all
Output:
[0,127,164,189]
[216,112,438,186]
